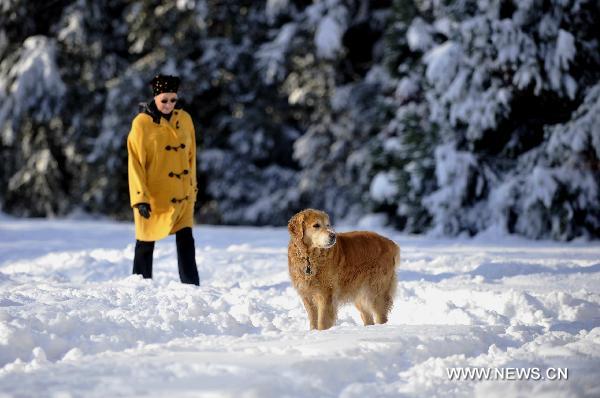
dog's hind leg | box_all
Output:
[355,293,374,326]
[373,296,391,324]
[355,302,374,326]
[373,274,397,324]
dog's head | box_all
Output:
[288,209,336,250]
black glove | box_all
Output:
[136,203,151,219]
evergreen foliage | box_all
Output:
[0,0,598,240]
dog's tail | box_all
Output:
[393,243,401,269]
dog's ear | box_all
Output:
[288,212,305,242]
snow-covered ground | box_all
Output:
[0,216,599,397]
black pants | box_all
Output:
[133,227,200,285]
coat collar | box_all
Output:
[138,99,184,124]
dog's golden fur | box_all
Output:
[287,209,400,330]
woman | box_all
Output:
[127,74,200,285]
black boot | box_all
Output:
[176,227,200,285]
[133,240,155,279]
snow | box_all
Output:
[266,0,290,21]
[547,82,600,158]
[424,41,461,93]
[175,0,196,11]
[56,5,85,48]
[0,35,65,133]
[370,172,398,203]
[555,30,576,70]
[546,28,578,99]
[406,17,434,52]
[256,23,297,84]
[315,15,343,60]
[1,218,599,397]
[424,144,479,234]
[395,77,419,103]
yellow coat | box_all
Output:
[127,106,198,241]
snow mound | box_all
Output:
[0,219,599,396]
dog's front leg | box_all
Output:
[316,292,336,330]
[301,296,318,330]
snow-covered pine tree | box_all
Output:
[0,0,598,240]
[489,82,600,239]
[0,31,70,216]
[368,0,439,233]
[278,0,396,224]
[56,0,138,218]
[190,0,303,225]
[377,0,599,239]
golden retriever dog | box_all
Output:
[287,209,400,330]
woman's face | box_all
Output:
[154,92,178,114]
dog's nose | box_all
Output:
[329,232,336,240]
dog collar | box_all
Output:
[304,257,312,275]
